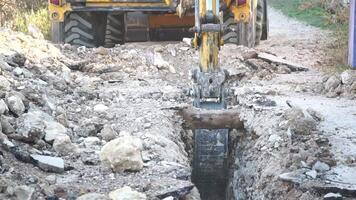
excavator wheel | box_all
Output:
[223,11,256,47]
[104,13,126,48]
[52,12,117,48]
[255,0,264,45]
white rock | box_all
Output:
[83,136,101,148]
[182,38,192,46]
[13,67,23,76]
[0,76,10,91]
[28,24,44,39]
[313,161,330,172]
[0,99,9,115]
[14,185,34,200]
[268,134,281,143]
[94,104,109,113]
[53,135,78,155]
[44,121,67,143]
[153,52,170,69]
[100,136,143,172]
[324,193,343,199]
[341,70,356,85]
[109,186,146,200]
[77,193,109,200]
[162,197,174,200]
[305,170,317,179]
[6,95,25,116]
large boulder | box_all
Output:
[16,110,50,142]
[100,136,143,172]
[109,186,146,200]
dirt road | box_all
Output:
[0,7,355,200]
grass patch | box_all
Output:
[12,8,51,39]
[269,0,332,29]
[269,0,350,70]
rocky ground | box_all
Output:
[0,7,356,200]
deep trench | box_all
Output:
[182,128,249,200]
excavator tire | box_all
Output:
[255,0,264,45]
[104,13,126,48]
[223,11,256,47]
[52,12,107,47]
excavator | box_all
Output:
[49,0,268,199]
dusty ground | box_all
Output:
[0,7,356,200]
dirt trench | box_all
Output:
[0,7,356,200]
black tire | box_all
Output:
[104,13,126,47]
[53,12,107,47]
[223,11,256,47]
[261,0,269,40]
[255,0,264,45]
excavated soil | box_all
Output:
[0,7,356,200]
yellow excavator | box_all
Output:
[49,0,268,198]
[49,0,268,47]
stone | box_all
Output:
[0,60,12,71]
[53,135,78,155]
[109,186,147,200]
[100,136,143,172]
[306,108,324,121]
[77,193,109,200]
[28,24,44,39]
[94,104,109,113]
[305,170,317,179]
[16,110,50,142]
[0,116,16,135]
[340,70,356,85]
[6,95,25,116]
[313,161,330,172]
[30,154,64,173]
[153,52,171,70]
[323,193,343,200]
[13,67,23,76]
[324,75,341,92]
[98,124,118,141]
[14,185,34,200]
[83,136,101,148]
[163,197,174,200]
[95,47,109,55]
[44,121,67,143]
[182,38,192,46]
[183,187,201,200]
[45,175,57,184]
[0,99,9,115]
[0,76,10,91]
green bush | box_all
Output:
[12,8,51,39]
